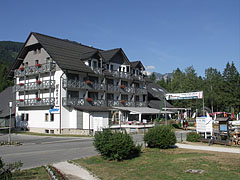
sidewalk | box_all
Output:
[176,143,240,154]
[53,161,99,180]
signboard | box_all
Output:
[49,108,59,113]
[196,117,212,135]
[166,91,203,100]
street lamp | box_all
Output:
[8,101,12,144]
[159,89,167,125]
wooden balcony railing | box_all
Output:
[14,63,56,77]
[16,97,55,107]
[62,97,106,107]
[14,80,55,92]
[62,79,106,91]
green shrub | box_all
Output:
[144,125,176,149]
[186,132,201,142]
[0,157,22,179]
[93,129,141,161]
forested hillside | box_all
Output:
[0,41,23,92]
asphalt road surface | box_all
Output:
[0,131,190,169]
[0,133,96,169]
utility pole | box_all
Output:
[8,101,12,144]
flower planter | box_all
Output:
[36,64,41,67]
[19,99,24,102]
[120,85,126,89]
[86,98,92,102]
[121,100,126,104]
[36,80,41,84]
[36,97,41,101]
[86,80,92,85]
[19,67,24,71]
[19,83,24,86]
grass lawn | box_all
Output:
[12,166,50,180]
[73,148,240,180]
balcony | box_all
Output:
[105,70,131,80]
[135,87,147,94]
[107,100,135,107]
[132,74,144,81]
[62,97,105,107]
[107,84,120,92]
[120,85,135,94]
[14,80,55,92]
[62,79,106,91]
[14,63,56,77]
[135,101,147,107]
[16,97,55,107]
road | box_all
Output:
[0,133,97,169]
[0,131,190,169]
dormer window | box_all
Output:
[136,69,139,75]
[88,60,91,67]
[126,66,130,73]
[93,61,97,69]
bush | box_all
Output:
[144,125,176,149]
[93,129,141,161]
[186,132,201,142]
[0,157,23,179]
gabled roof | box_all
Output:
[0,87,15,118]
[32,32,97,73]
[131,61,145,70]
[100,48,131,65]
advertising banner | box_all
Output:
[165,91,203,100]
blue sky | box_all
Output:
[0,0,239,76]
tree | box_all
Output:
[222,62,240,113]
[150,72,156,82]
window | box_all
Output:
[136,96,139,102]
[106,64,109,70]
[25,62,28,67]
[50,130,54,134]
[36,76,39,81]
[136,69,139,75]
[68,91,79,99]
[68,73,79,81]
[50,114,54,122]
[119,67,121,72]
[135,83,140,88]
[88,92,98,100]
[45,113,49,121]
[35,60,39,65]
[93,61,97,69]
[33,49,37,55]
[121,81,128,86]
[126,66,130,73]
[45,129,49,133]
[133,69,135,74]
[143,95,146,102]
[25,114,29,121]
[110,65,114,71]
[121,94,128,101]
[88,60,91,67]
[107,93,114,100]
[35,92,39,98]
[123,67,125,72]
[37,48,41,54]
[21,114,24,121]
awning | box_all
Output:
[114,107,174,114]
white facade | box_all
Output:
[13,33,148,134]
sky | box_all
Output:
[0,0,239,76]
